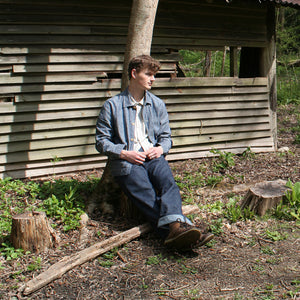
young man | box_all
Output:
[96,55,213,250]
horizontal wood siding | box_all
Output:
[0,0,273,178]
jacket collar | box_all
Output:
[122,88,152,108]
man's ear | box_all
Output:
[131,68,137,79]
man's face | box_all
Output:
[132,68,156,90]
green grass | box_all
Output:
[0,176,100,259]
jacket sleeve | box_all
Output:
[156,101,173,154]
[95,100,126,158]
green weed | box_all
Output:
[27,256,42,272]
[0,243,24,261]
[210,149,235,172]
[209,218,224,235]
[265,229,287,241]
[273,180,300,221]
[146,254,167,265]
[98,247,118,268]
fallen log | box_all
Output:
[241,180,289,216]
[22,205,200,295]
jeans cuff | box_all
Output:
[157,214,193,228]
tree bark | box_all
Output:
[92,0,159,217]
[241,180,289,216]
[204,51,212,77]
[121,0,159,90]
[11,211,57,253]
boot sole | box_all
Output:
[196,233,214,247]
[164,228,201,250]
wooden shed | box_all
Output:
[1,0,299,179]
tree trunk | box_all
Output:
[204,51,212,77]
[221,47,227,76]
[241,180,289,216]
[11,211,57,253]
[91,0,159,217]
[121,0,159,90]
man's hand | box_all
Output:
[120,150,146,165]
[145,146,163,160]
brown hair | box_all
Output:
[128,55,161,79]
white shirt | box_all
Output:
[130,96,153,152]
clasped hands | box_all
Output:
[120,146,163,165]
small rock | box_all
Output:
[278,147,289,153]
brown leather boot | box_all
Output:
[164,221,201,250]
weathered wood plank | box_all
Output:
[0,46,170,55]
[0,53,179,65]
[9,87,267,102]
[0,118,96,134]
[0,128,271,157]
[1,107,270,124]
[0,134,274,168]
[0,121,271,144]
[0,115,269,135]
[0,98,269,114]
[11,62,175,74]
[0,73,103,84]
[172,131,272,146]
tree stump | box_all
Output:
[88,161,142,220]
[241,179,290,216]
[11,211,57,253]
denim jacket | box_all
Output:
[95,88,172,176]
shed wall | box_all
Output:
[0,0,274,178]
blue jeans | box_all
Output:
[114,156,192,238]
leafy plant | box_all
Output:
[40,186,85,231]
[242,147,256,159]
[98,247,119,268]
[0,243,24,261]
[146,254,167,265]
[210,149,235,172]
[223,197,242,223]
[265,229,287,241]
[273,180,300,221]
[27,256,42,271]
[209,218,224,235]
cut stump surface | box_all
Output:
[241,179,289,216]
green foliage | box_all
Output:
[223,197,242,223]
[145,254,167,265]
[209,218,224,235]
[27,256,42,272]
[210,149,235,172]
[276,8,300,106]
[264,229,287,242]
[0,243,24,260]
[273,180,300,222]
[0,177,40,238]
[179,49,231,77]
[242,147,256,159]
[98,247,118,268]
[0,176,100,259]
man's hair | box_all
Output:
[128,55,161,79]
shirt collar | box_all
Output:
[123,88,151,108]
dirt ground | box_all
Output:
[1,104,300,300]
